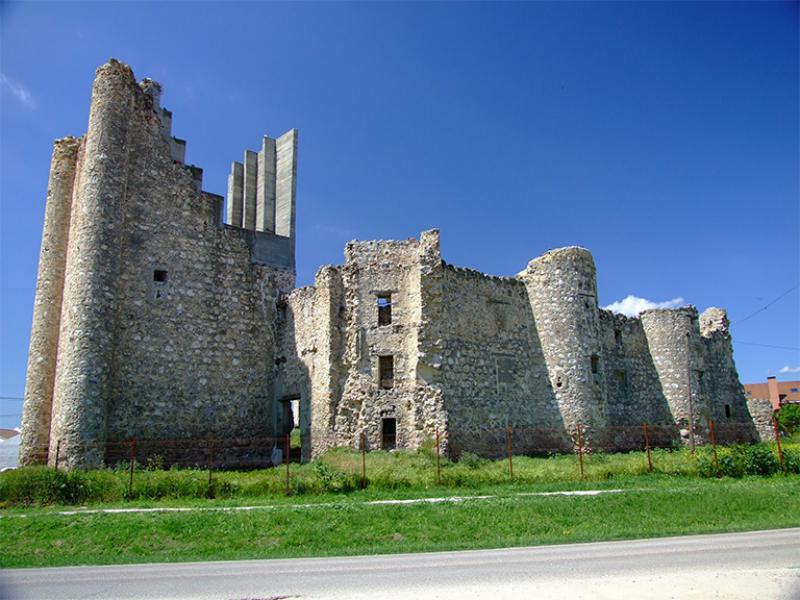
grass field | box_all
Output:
[1,476,798,568]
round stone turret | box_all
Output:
[640,307,708,446]
[48,59,137,468]
[19,137,82,465]
[521,247,609,448]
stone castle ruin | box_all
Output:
[20,60,762,469]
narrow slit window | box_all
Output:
[615,370,627,389]
[379,355,394,389]
[377,294,392,325]
[591,355,599,375]
[614,329,622,344]
[724,404,731,419]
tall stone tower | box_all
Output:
[20,60,298,468]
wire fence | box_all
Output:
[19,417,787,498]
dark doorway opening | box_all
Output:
[279,395,302,462]
[382,417,397,450]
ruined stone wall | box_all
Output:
[746,398,775,442]
[699,308,758,443]
[437,265,569,457]
[599,311,678,448]
[275,266,348,461]
[22,60,765,468]
[275,285,315,436]
[277,235,448,457]
[282,232,761,460]
[331,239,433,451]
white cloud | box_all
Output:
[603,295,685,317]
[779,366,800,374]
[1,73,35,108]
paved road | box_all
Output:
[2,528,798,600]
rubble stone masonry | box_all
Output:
[20,61,760,467]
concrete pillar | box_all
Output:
[521,247,609,449]
[19,137,81,465]
[256,136,276,233]
[243,150,257,230]
[275,129,298,238]
[49,59,135,469]
[226,161,243,227]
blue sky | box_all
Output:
[1,2,798,429]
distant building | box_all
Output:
[0,429,19,441]
[0,429,20,470]
[743,377,800,411]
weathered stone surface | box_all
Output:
[746,398,775,442]
[19,136,81,465]
[20,61,760,468]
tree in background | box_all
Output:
[776,404,800,437]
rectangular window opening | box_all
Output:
[724,404,731,419]
[379,355,394,389]
[154,269,168,283]
[591,355,599,375]
[615,369,627,389]
[382,417,397,450]
[377,294,392,325]
[614,329,622,344]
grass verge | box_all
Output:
[1,476,798,568]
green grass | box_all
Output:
[1,477,797,568]
[1,441,797,507]
[1,443,797,568]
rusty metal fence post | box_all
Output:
[772,416,785,472]
[708,419,720,477]
[577,423,585,479]
[127,438,137,499]
[435,429,442,485]
[643,423,653,473]
[506,427,514,481]
[54,439,61,470]
[284,433,291,495]
[207,437,215,498]
[360,432,367,489]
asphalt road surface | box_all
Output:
[2,528,798,600]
